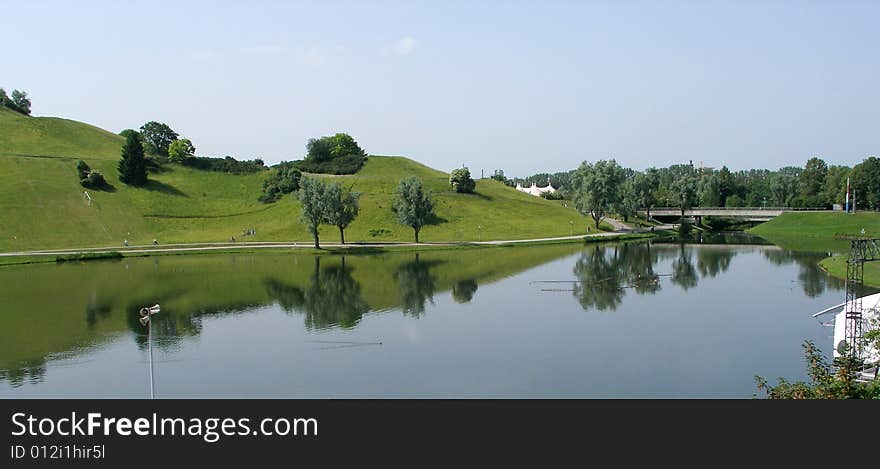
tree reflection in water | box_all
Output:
[761,249,849,298]
[264,256,370,330]
[572,241,738,311]
[394,253,442,317]
[452,279,479,304]
[670,244,698,291]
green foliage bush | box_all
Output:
[75,160,106,188]
[76,160,91,180]
[295,153,367,175]
[369,228,392,237]
[755,341,880,399]
[295,133,367,175]
[259,161,302,203]
[182,155,266,174]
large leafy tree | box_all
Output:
[616,168,638,222]
[323,183,360,244]
[800,157,828,198]
[0,88,31,115]
[139,121,179,156]
[118,132,148,186]
[671,165,698,217]
[167,138,195,162]
[449,167,476,193]
[10,89,31,115]
[572,159,624,229]
[306,133,366,162]
[393,177,435,243]
[633,169,659,220]
[822,165,851,207]
[851,156,880,210]
[697,171,723,207]
[298,177,329,248]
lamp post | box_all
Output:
[478,225,482,242]
[139,305,160,399]
[569,220,574,236]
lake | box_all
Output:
[0,235,866,398]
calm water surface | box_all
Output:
[0,236,864,397]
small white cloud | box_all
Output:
[393,36,417,55]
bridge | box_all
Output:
[641,207,827,222]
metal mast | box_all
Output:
[843,237,880,359]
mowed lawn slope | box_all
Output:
[750,212,880,252]
[0,109,592,251]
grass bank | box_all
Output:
[0,107,609,251]
[0,232,658,267]
[750,212,880,287]
[819,256,880,289]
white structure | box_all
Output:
[515,180,556,197]
[814,292,880,381]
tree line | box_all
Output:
[498,155,880,227]
[296,175,437,247]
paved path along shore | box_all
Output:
[0,231,641,258]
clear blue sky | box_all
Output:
[3,0,878,176]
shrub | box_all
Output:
[181,155,266,174]
[294,154,367,175]
[369,228,392,237]
[76,160,91,180]
[259,161,303,203]
[76,160,106,188]
[86,171,106,187]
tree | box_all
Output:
[10,90,31,115]
[672,166,697,217]
[850,157,880,210]
[393,177,435,243]
[0,88,30,115]
[572,159,624,229]
[306,133,366,162]
[633,169,659,220]
[822,165,850,208]
[139,121,179,156]
[298,177,328,248]
[323,183,360,244]
[117,132,148,186]
[449,167,476,193]
[616,169,638,222]
[167,138,195,162]
[800,157,828,198]
[697,172,722,207]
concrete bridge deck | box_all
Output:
[642,207,827,219]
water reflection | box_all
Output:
[567,240,837,312]
[394,254,442,317]
[265,257,370,330]
[0,238,858,393]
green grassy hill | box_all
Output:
[749,212,880,252]
[749,211,880,288]
[0,108,594,251]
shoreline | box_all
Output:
[0,231,665,267]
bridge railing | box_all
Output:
[644,207,826,212]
